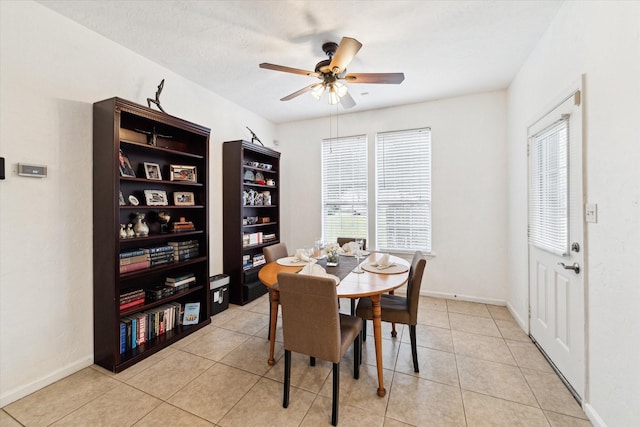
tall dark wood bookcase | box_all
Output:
[222,140,281,305]
[93,97,211,372]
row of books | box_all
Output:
[243,253,266,270]
[119,302,201,354]
[119,272,198,313]
[119,241,200,274]
[120,289,145,311]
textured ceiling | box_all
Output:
[38,0,563,123]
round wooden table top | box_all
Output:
[258,253,410,298]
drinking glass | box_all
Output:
[352,239,365,274]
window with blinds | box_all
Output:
[528,117,569,256]
[375,128,432,252]
[321,135,368,244]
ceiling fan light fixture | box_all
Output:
[310,83,326,100]
[334,81,348,97]
[328,84,341,105]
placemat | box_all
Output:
[361,262,409,274]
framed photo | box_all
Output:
[174,191,195,206]
[144,189,168,206]
[170,165,197,182]
[118,148,136,177]
[144,162,162,180]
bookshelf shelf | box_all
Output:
[93,97,211,372]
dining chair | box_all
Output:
[336,237,367,315]
[262,242,288,339]
[278,272,362,426]
[356,251,426,373]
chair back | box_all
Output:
[277,272,342,363]
[407,251,427,323]
[264,242,288,263]
[337,237,367,251]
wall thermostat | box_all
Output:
[18,163,47,178]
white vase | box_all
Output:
[133,213,149,237]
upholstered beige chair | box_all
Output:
[263,242,288,263]
[278,272,362,426]
[356,251,426,372]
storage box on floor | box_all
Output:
[210,274,230,316]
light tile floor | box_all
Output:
[1,295,592,426]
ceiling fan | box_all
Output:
[259,37,405,109]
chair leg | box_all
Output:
[283,350,291,408]
[391,322,397,337]
[362,319,367,341]
[410,324,419,373]
[332,362,339,426]
[353,333,360,379]
[310,356,316,366]
[350,299,356,315]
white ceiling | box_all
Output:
[38,0,563,124]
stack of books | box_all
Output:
[169,240,200,261]
[119,249,150,273]
[119,289,145,311]
[147,245,174,267]
[165,272,196,291]
[243,254,253,270]
[252,253,266,267]
[171,218,195,232]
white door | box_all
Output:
[528,89,585,399]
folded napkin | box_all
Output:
[298,263,329,277]
[339,241,359,255]
[369,253,395,270]
[292,249,311,262]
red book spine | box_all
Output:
[119,260,150,273]
[119,298,145,311]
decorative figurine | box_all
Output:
[134,125,172,147]
[246,126,264,146]
[126,223,135,238]
[133,213,150,237]
[158,211,171,234]
[119,224,127,239]
[147,78,166,113]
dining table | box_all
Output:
[258,252,410,397]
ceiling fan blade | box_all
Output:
[259,63,320,78]
[329,37,362,74]
[344,72,405,84]
[280,84,316,101]
[340,91,356,109]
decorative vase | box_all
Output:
[326,249,339,267]
[133,213,149,237]
[119,224,127,239]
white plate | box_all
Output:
[361,262,409,274]
[276,256,309,266]
[341,251,370,257]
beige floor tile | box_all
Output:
[395,343,459,386]
[0,410,21,427]
[451,330,516,365]
[51,383,161,426]
[495,319,530,342]
[318,363,392,418]
[255,321,284,343]
[457,355,538,406]
[449,312,501,337]
[487,305,514,321]
[505,340,554,373]
[168,363,260,423]
[386,372,466,426]
[420,295,448,312]
[300,395,385,426]
[521,368,587,419]
[361,332,402,370]
[91,347,179,382]
[134,402,215,426]
[363,319,404,340]
[209,306,245,327]
[462,389,548,427]
[383,418,415,427]
[220,335,283,376]
[217,310,270,335]
[237,294,270,314]
[401,324,454,353]
[180,326,251,361]
[418,308,450,329]
[4,367,120,427]
[125,350,214,400]
[264,351,332,393]
[219,377,315,427]
[544,410,593,426]
[446,300,492,318]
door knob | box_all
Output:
[558,262,580,274]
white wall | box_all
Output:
[507,2,640,426]
[276,91,508,304]
[0,1,275,406]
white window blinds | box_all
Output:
[321,135,368,243]
[528,117,569,256]
[375,128,432,252]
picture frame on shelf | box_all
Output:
[144,189,168,206]
[119,191,126,206]
[174,191,195,206]
[144,162,162,180]
[128,195,140,206]
[118,148,136,177]
[170,164,197,182]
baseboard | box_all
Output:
[421,290,506,307]
[0,355,93,407]
[583,403,608,427]
[506,301,528,333]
